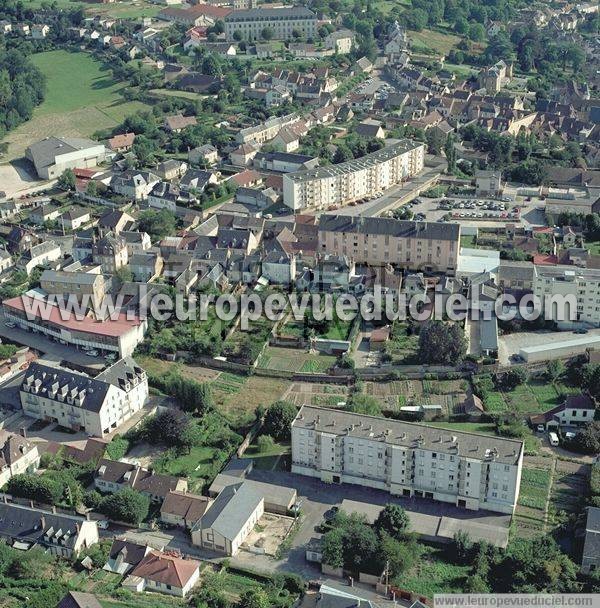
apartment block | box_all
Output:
[236,113,300,145]
[20,359,148,437]
[291,406,524,515]
[317,215,460,273]
[533,265,600,327]
[224,7,317,41]
[283,140,425,210]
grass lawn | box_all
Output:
[400,547,470,597]
[2,50,150,161]
[257,346,336,373]
[428,421,497,435]
[245,438,291,470]
[149,88,203,101]
[408,29,461,55]
[585,240,600,255]
[373,0,410,13]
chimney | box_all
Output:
[75,523,80,534]
[30,500,34,508]
[40,515,46,530]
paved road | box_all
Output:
[0,319,106,369]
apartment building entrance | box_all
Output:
[457,499,467,507]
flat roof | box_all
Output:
[520,335,600,354]
[294,406,523,465]
[286,140,423,183]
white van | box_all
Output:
[548,432,559,446]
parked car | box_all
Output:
[86,350,99,357]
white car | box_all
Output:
[4,322,15,328]
[86,350,99,357]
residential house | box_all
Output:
[95,459,187,502]
[130,252,164,282]
[92,232,128,273]
[104,539,152,575]
[164,114,197,133]
[529,394,596,431]
[61,207,91,232]
[582,507,600,574]
[155,159,188,181]
[0,431,40,488]
[107,133,136,153]
[230,143,258,167]
[160,491,212,529]
[30,204,61,226]
[0,502,98,558]
[325,29,354,54]
[188,144,219,167]
[18,241,62,276]
[111,170,160,200]
[124,550,200,598]
[98,210,134,236]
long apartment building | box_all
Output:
[291,406,524,514]
[236,113,300,145]
[20,358,148,437]
[318,214,460,273]
[533,265,600,327]
[224,7,317,41]
[282,140,425,210]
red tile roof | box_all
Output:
[532,254,559,265]
[3,295,143,337]
[131,551,200,589]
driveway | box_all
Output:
[0,160,50,199]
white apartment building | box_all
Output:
[224,7,317,41]
[19,358,148,437]
[533,265,600,327]
[283,140,425,210]
[291,406,524,515]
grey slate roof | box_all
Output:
[226,6,315,20]
[293,406,523,465]
[583,507,600,564]
[27,137,102,170]
[319,214,459,241]
[194,482,263,541]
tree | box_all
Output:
[143,410,190,448]
[444,133,457,172]
[498,367,527,390]
[566,422,600,455]
[138,209,177,239]
[261,27,274,40]
[546,360,565,382]
[85,180,98,197]
[7,474,63,505]
[239,589,270,608]
[379,532,422,577]
[99,488,150,524]
[57,169,75,191]
[417,321,467,365]
[263,401,297,441]
[374,504,409,540]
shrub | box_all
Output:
[257,435,276,452]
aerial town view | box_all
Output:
[0,0,599,606]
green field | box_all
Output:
[408,29,461,55]
[23,0,163,18]
[2,50,149,161]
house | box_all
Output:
[325,29,354,54]
[529,394,596,431]
[31,24,50,39]
[355,120,385,139]
[18,241,62,276]
[95,459,187,502]
[160,490,212,528]
[0,21,12,34]
[230,169,262,189]
[40,269,108,311]
[104,539,152,575]
[107,133,136,153]
[26,137,112,180]
[191,482,264,556]
[272,127,300,153]
[475,169,503,196]
[60,207,91,231]
[155,159,188,181]
[121,231,152,255]
[262,251,296,286]
[0,249,12,274]
[124,550,200,598]
[582,507,600,574]
[188,144,219,167]
[111,170,160,200]
[230,143,258,167]
[180,169,218,192]
[8,226,38,254]
[369,326,390,351]
[98,210,135,235]
[0,431,40,488]
[0,502,98,558]
[164,114,197,133]
[92,232,129,273]
[21,359,149,438]
[130,252,164,282]
[58,591,102,608]
[30,203,61,226]
[353,57,373,74]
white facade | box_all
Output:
[283,140,425,210]
[533,265,600,327]
[291,406,523,515]
[224,7,317,41]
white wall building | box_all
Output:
[224,7,317,41]
[533,265,600,327]
[291,406,524,515]
[283,140,425,210]
[19,359,148,438]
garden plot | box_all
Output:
[242,514,295,556]
[550,460,590,514]
[284,381,350,407]
[257,346,336,373]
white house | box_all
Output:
[0,431,40,488]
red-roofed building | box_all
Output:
[533,254,559,265]
[125,550,200,598]
[108,132,136,152]
[230,169,263,188]
[2,295,147,357]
